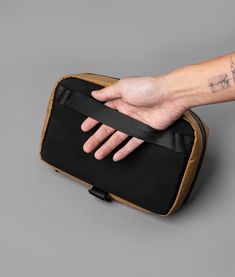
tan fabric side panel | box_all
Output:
[202,120,209,145]
[71,73,119,87]
[165,110,204,216]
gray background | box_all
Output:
[1,0,234,276]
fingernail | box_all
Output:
[113,154,119,162]
[91,90,98,95]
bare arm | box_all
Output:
[81,52,235,161]
[165,52,235,108]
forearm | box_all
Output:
[162,52,235,109]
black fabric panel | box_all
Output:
[41,77,195,214]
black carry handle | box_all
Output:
[55,85,184,152]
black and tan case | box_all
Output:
[40,73,209,216]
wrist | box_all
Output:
[159,64,205,109]
[154,52,235,111]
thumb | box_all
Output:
[91,83,121,102]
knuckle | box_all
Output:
[124,143,133,154]
[130,137,142,147]
[102,125,113,136]
[114,131,126,141]
[103,144,113,154]
[92,132,104,143]
[97,142,113,158]
[124,138,143,153]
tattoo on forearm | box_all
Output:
[232,58,235,84]
[208,58,235,93]
[208,73,231,93]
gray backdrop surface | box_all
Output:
[0,1,235,276]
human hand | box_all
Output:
[81,76,188,161]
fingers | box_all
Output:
[91,82,121,102]
[81,117,99,132]
[83,126,144,161]
[83,124,115,153]
[81,100,117,132]
[113,137,144,161]
[81,80,143,161]
[94,131,129,160]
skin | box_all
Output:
[81,52,235,161]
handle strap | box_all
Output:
[55,85,186,152]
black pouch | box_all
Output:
[40,73,209,216]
